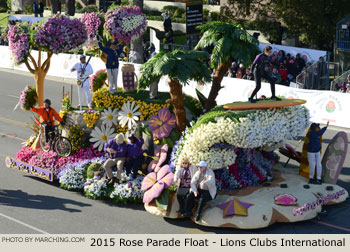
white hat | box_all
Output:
[197,161,207,167]
[115,133,125,145]
[80,55,86,59]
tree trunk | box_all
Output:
[34,70,47,107]
[204,61,231,111]
[131,0,145,64]
[167,77,186,134]
[65,0,75,16]
[50,0,61,14]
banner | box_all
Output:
[258,43,327,63]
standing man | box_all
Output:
[249,46,281,103]
[39,1,45,17]
[71,55,93,110]
[102,133,128,185]
[183,161,216,221]
[33,0,39,17]
[97,36,124,94]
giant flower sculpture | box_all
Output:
[90,124,117,152]
[104,6,147,43]
[80,12,102,48]
[148,107,176,139]
[118,100,141,130]
[8,22,30,64]
[141,165,174,203]
[100,108,118,127]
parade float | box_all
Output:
[5,11,349,229]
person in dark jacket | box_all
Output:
[39,1,44,17]
[33,0,39,17]
[249,46,281,103]
[307,122,329,184]
[126,134,144,180]
[97,36,124,94]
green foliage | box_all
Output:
[173,8,185,18]
[25,4,33,14]
[23,86,38,111]
[138,49,211,90]
[92,71,108,92]
[86,163,102,179]
[81,4,98,13]
[195,21,260,69]
[244,18,284,44]
[155,189,170,211]
[195,88,208,109]
[162,5,179,16]
[143,9,162,16]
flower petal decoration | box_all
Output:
[118,100,141,130]
[101,107,118,127]
[216,198,254,217]
[274,193,298,206]
[148,108,176,139]
[90,124,117,152]
[142,164,174,203]
[147,144,169,173]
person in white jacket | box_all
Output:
[183,160,217,221]
[174,158,197,215]
[71,55,93,109]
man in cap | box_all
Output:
[70,55,93,109]
[183,161,217,221]
[97,36,124,94]
[102,133,128,185]
[307,121,329,184]
[30,99,64,143]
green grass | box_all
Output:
[224,98,306,107]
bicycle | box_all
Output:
[39,123,72,157]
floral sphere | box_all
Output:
[19,85,37,111]
[32,14,88,54]
[8,23,30,64]
[80,12,102,47]
[104,6,147,43]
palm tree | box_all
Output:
[138,50,211,133]
[195,21,260,110]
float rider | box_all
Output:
[30,99,65,142]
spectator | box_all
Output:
[295,53,306,74]
[270,66,282,84]
[269,55,278,67]
[236,68,243,79]
[163,12,172,34]
[238,63,246,75]
[242,69,254,80]
[317,57,328,89]
[278,64,288,86]
[276,50,285,65]
[39,1,44,17]
[226,68,235,78]
[33,0,39,17]
[286,59,297,81]
[285,53,291,62]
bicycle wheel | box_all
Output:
[54,137,72,157]
[39,131,51,152]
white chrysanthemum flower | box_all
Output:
[101,107,118,127]
[90,124,117,152]
[118,100,141,130]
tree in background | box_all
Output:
[195,21,259,110]
[138,50,211,133]
[222,0,350,50]
[8,15,87,106]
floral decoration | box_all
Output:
[100,108,118,127]
[90,124,117,152]
[148,108,176,139]
[84,178,108,199]
[109,173,144,204]
[104,6,147,43]
[61,95,71,111]
[18,85,37,111]
[141,165,174,203]
[8,22,30,64]
[118,100,141,130]
[83,111,100,128]
[89,69,107,92]
[68,124,87,152]
[80,12,102,48]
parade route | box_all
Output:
[1,69,349,234]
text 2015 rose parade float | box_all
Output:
[5,12,348,229]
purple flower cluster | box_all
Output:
[19,85,30,110]
[8,23,30,64]
[104,6,147,43]
[33,14,87,54]
[80,12,102,47]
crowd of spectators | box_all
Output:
[225,50,317,87]
[334,74,350,93]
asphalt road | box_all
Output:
[0,69,349,234]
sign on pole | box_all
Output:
[186,0,203,35]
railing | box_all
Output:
[330,69,350,92]
[295,54,330,90]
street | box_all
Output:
[0,69,349,234]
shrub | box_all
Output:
[81,4,98,13]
